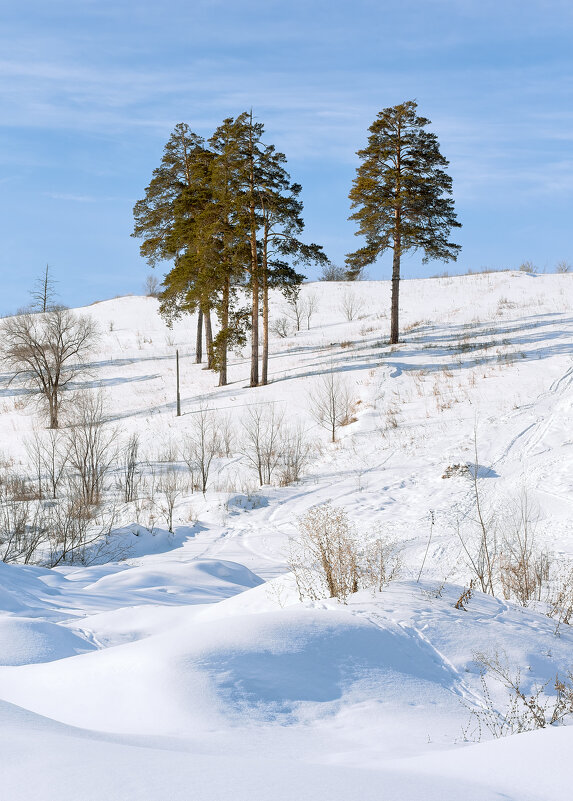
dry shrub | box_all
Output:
[289,503,399,602]
[465,650,573,740]
[547,562,573,626]
[0,468,46,564]
[498,491,550,605]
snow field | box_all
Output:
[1,271,573,799]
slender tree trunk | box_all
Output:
[390,129,403,346]
[261,235,269,386]
[49,394,58,429]
[204,306,214,370]
[250,272,259,387]
[195,307,203,364]
[42,265,49,313]
[219,277,229,387]
[390,220,401,345]
[248,111,259,388]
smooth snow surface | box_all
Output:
[1,274,573,799]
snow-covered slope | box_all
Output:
[1,272,573,800]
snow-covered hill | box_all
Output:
[1,272,573,800]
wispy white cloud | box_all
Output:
[44,192,98,202]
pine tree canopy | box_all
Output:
[132,113,328,386]
[345,100,461,343]
[345,100,461,280]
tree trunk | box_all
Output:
[250,272,259,387]
[248,111,259,388]
[49,394,58,429]
[195,307,203,364]
[261,235,269,386]
[204,307,214,370]
[390,228,401,345]
[218,278,229,387]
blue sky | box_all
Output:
[1,0,572,312]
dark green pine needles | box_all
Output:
[346,100,461,343]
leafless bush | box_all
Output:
[286,292,305,332]
[182,405,220,494]
[0,307,98,428]
[455,434,499,595]
[547,562,573,626]
[25,428,70,500]
[240,404,284,485]
[457,445,550,603]
[289,504,399,602]
[556,260,571,274]
[217,411,235,458]
[465,650,573,740]
[320,263,347,281]
[271,316,292,338]
[518,260,536,274]
[66,391,117,506]
[0,468,47,564]
[118,433,140,503]
[46,492,118,566]
[308,368,354,442]
[145,274,160,297]
[362,535,401,593]
[158,467,187,533]
[499,492,549,605]
[157,439,178,463]
[277,424,314,486]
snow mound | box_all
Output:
[0,561,66,616]
[0,600,461,735]
[0,618,95,665]
[82,558,262,604]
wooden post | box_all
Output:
[176,349,181,417]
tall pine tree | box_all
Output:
[255,142,327,385]
[218,112,327,386]
[346,100,461,343]
[132,123,214,363]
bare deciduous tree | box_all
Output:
[158,467,186,533]
[217,411,235,458]
[29,264,58,313]
[308,368,354,442]
[119,433,140,503]
[304,294,318,330]
[278,424,314,486]
[319,263,347,281]
[1,308,98,428]
[25,428,70,500]
[240,404,284,485]
[182,405,220,494]
[340,289,359,321]
[66,391,117,506]
[286,291,305,332]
